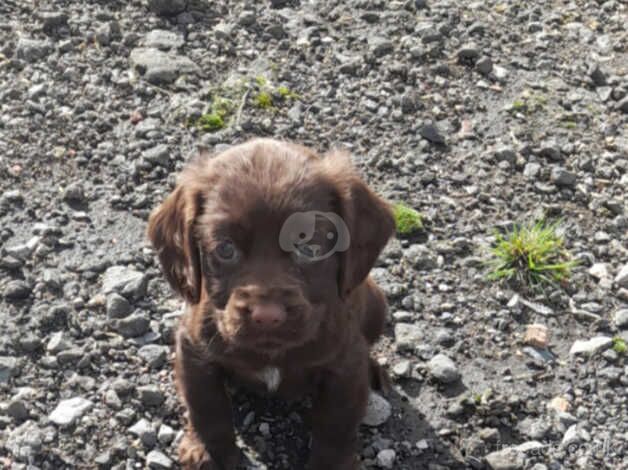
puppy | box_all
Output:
[147,139,395,470]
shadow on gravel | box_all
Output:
[230,383,466,470]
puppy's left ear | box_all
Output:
[322,151,395,297]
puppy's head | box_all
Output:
[148,139,394,354]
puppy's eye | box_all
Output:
[214,240,240,263]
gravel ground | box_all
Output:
[1,1,627,469]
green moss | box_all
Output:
[512,99,526,110]
[393,203,423,235]
[255,91,273,109]
[277,85,299,99]
[255,75,268,87]
[613,337,626,355]
[487,220,577,288]
[196,113,224,131]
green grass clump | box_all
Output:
[393,203,423,235]
[277,85,300,100]
[613,337,626,355]
[487,220,577,287]
[255,91,273,109]
[196,113,224,131]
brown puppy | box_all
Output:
[147,139,395,470]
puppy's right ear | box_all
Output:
[147,183,203,304]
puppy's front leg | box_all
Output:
[176,330,240,470]
[308,351,369,470]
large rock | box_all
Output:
[129,47,199,84]
[102,265,148,300]
[49,397,93,426]
[428,354,461,383]
[362,391,391,426]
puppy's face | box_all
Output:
[148,139,394,355]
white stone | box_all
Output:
[49,397,93,426]
[569,336,613,355]
[362,391,391,426]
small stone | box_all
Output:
[129,48,199,85]
[4,280,31,300]
[114,313,150,338]
[138,344,169,369]
[49,397,93,427]
[40,12,69,33]
[138,385,165,407]
[494,146,516,163]
[476,56,493,75]
[419,122,446,145]
[561,424,589,448]
[523,162,541,179]
[102,266,148,300]
[46,331,70,354]
[569,336,613,355]
[548,396,571,413]
[6,420,43,459]
[405,244,437,270]
[539,142,561,161]
[588,63,607,87]
[617,96,628,114]
[428,354,460,383]
[106,293,132,319]
[144,30,184,50]
[524,324,551,349]
[0,356,19,384]
[550,167,577,187]
[104,389,122,410]
[457,43,480,64]
[259,422,271,437]
[394,323,423,352]
[615,264,628,288]
[7,397,29,421]
[392,360,411,377]
[129,418,157,447]
[143,144,170,167]
[376,449,396,469]
[589,263,609,280]
[147,0,186,16]
[362,391,392,426]
[15,37,51,62]
[158,424,176,445]
[485,448,525,470]
[614,309,628,329]
[369,36,394,57]
[146,450,173,469]
[62,182,86,203]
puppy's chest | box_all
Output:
[245,366,279,392]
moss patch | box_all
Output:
[393,203,423,235]
[613,337,626,355]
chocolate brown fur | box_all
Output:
[147,139,395,470]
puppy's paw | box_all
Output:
[179,433,211,470]
[178,433,240,470]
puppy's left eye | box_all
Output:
[214,239,240,263]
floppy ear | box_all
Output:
[322,151,395,297]
[147,183,203,304]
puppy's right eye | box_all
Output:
[214,239,240,264]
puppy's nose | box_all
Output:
[250,303,287,329]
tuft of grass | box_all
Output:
[255,91,273,109]
[613,337,626,355]
[393,203,423,235]
[277,85,300,100]
[196,113,224,131]
[487,220,577,288]
[255,75,268,87]
[512,99,526,111]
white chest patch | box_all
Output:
[255,367,282,392]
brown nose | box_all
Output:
[250,303,287,329]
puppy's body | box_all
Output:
[148,139,394,470]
